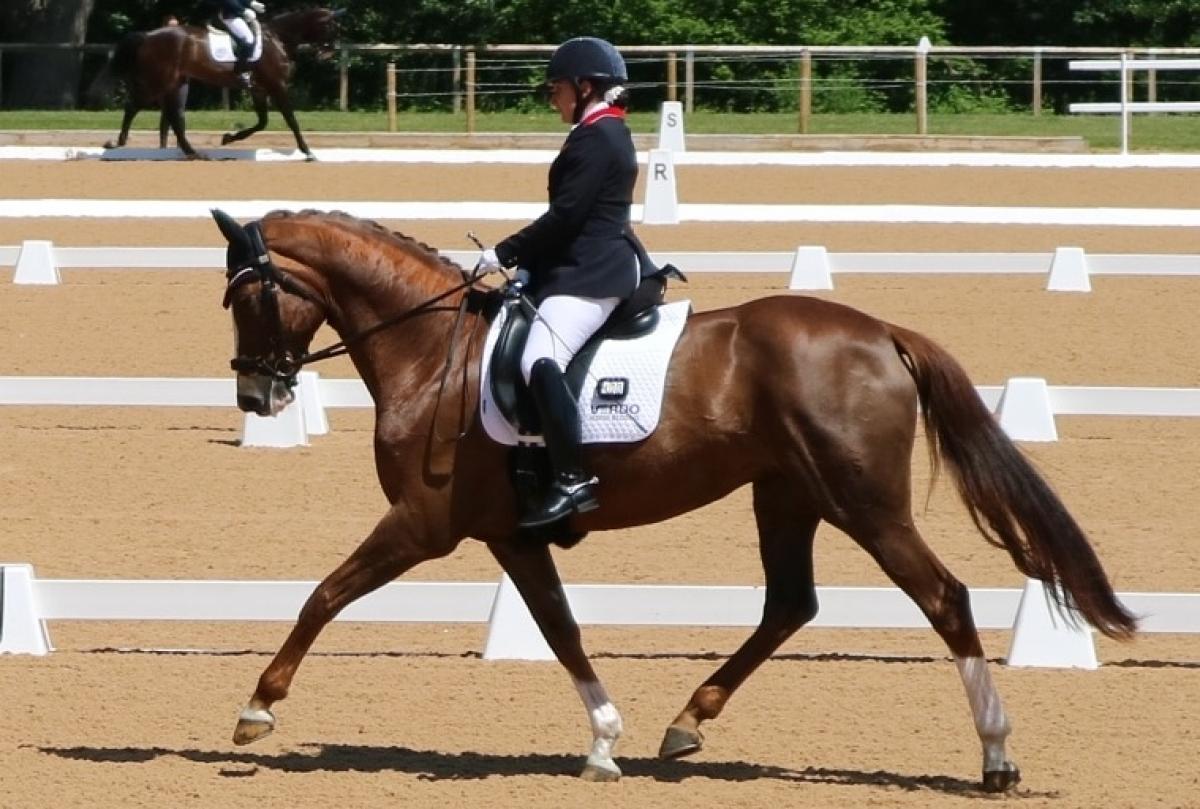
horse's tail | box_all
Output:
[887,322,1137,640]
[85,32,145,107]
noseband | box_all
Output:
[223,221,326,385]
[223,220,486,386]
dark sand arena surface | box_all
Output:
[2,155,1200,808]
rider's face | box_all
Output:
[548,79,579,124]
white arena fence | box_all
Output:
[2,373,1200,447]
[3,563,1197,667]
[5,240,1200,291]
[1070,56,1200,155]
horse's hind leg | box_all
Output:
[232,507,458,745]
[162,96,202,160]
[660,476,820,759]
[103,101,139,149]
[487,539,623,782]
[848,514,1020,792]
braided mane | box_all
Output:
[263,209,466,280]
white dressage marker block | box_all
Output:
[241,398,309,448]
[1007,578,1098,669]
[996,377,1058,441]
[482,574,554,661]
[296,371,328,436]
[0,564,53,655]
[657,100,686,152]
[642,149,679,225]
[1047,246,1091,292]
[13,240,61,285]
[788,246,834,290]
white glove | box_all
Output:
[242,8,257,21]
[476,247,503,275]
[249,1,266,13]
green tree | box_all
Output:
[2,0,97,108]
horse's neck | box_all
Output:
[265,15,310,54]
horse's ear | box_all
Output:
[211,208,256,274]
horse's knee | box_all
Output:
[764,587,819,634]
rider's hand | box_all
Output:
[249,1,266,13]
[475,247,503,275]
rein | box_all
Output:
[225,220,484,385]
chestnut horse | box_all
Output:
[212,208,1135,792]
[97,8,341,159]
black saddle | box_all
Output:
[489,263,685,438]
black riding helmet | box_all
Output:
[546,36,628,83]
[546,37,628,122]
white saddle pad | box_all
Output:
[206,29,263,63]
[480,300,691,446]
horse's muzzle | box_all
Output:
[236,374,294,417]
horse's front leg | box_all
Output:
[269,90,315,160]
[233,506,458,745]
[487,540,623,782]
[220,91,269,147]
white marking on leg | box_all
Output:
[575,678,623,776]
[238,705,275,725]
[955,655,1012,772]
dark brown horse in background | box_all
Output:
[94,8,341,160]
[212,208,1136,792]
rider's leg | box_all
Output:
[222,15,255,87]
[518,295,619,528]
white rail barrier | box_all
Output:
[6,240,1199,290]
[1069,55,1200,154]
[4,199,1200,227]
[4,374,1200,447]
[3,563,1192,666]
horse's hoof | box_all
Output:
[102,140,117,150]
[303,152,317,162]
[982,763,1021,793]
[184,152,208,162]
[580,759,621,782]
[658,724,703,759]
[232,706,276,746]
[221,133,235,145]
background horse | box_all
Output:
[93,8,341,160]
[212,208,1136,792]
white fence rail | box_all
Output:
[2,564,1195,666]
[5,240,1198,290]
[1069,55,1200,154]
[3,374,1200,446]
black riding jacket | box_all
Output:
[494,109,642,302]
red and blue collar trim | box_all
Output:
[579,104,626,126]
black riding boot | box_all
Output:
[232,47,252,88]
[518,358,599,529]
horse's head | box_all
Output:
[212,209,329,417]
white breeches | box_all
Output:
[521,294,620,382]
[221,15,255,47]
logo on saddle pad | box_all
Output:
[480,301,691,446]
[206,29,264,63]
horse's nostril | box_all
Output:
[237,393,265,413]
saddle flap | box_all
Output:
[481,299,692,446]
[206,28,263,63]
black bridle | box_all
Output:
[223,220,484,387]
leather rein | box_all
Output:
[222,221,484,387]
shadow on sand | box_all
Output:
[35,742,1058,798]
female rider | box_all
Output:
[477,36,642,529]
